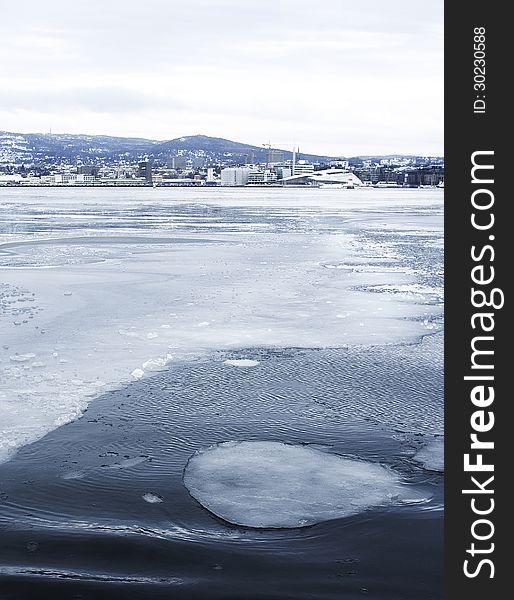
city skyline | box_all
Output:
[0,127,444,189]
[0,0,443,156]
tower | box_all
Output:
[138,160,153,183]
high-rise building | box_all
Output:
[77,165,99,176]
[138,160,153,183]
[267,150,284,164]
[167,156,188,170]
[220,167,251,186]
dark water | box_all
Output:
[0,337,443,600]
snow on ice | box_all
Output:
[0,188,443,464]
[183,441,429,528]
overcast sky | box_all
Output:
[0,0,443,156]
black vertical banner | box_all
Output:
[445,2,506,598]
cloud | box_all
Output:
[1,87,186,113]
[0,0,443,155]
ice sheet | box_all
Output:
[183,441,428,528]
[0,188,443,464]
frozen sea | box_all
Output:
[0,187,444,599]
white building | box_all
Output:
[293,160,315,175]
[282,169,364,188]
[35,174,96,185]
[329,159,349,169]
[247,169,278,184]
[220,167,251,186]
[0,174,22,185]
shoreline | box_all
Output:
[0,184,444,189]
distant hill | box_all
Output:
[0,132,333,165]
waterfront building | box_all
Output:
[77,165,99,176]
[220,167,251,186]
[276,166,292,180]
[137,160,153,183]
[0,174,22,185]
[282,169,363,187]
[247,169,278,184]
[293,160,315,175]
[329,159,349,169]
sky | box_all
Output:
[0,0,443,156]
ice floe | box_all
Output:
[61,470,87,480]
[131,369,145,380]
[142,493,164,504]
[183,441,428,528]
[223,359,260,367]
[413,439,444,472]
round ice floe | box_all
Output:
[413,439,444,472]
[183,441,427,528]
[223,359,259,368]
